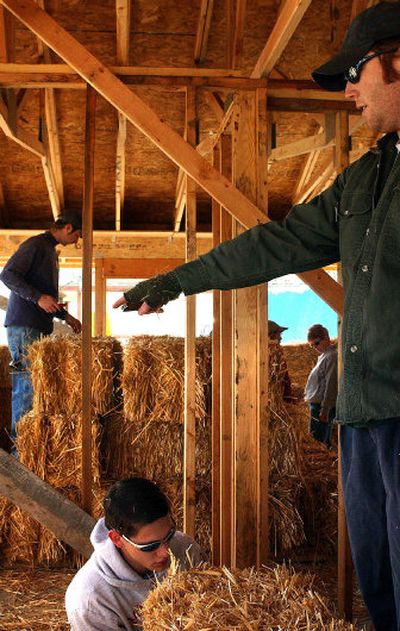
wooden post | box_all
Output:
[183,87,197,537]
[211,143,221,565]
[219,134,234,567]
[231,90,268,568]
[95,257,106,336]
[0,448,95,557]
[81,86,96,514]
[335,110,353,621]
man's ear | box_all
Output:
[109,530,124,549]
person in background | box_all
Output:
[65,477,204,631]
[113,4,400,627]
[268,320,294,403]
[0,211,82,447]
[304,324,338,449]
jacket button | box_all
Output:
[350,345,358,353]
[361,264,369,272]
[366,228,370,236]
[344,210,349,215]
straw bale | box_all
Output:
[142,563,355,630]
[0,344,11,386]
[28,335,122,417]
[122,335,209,424]
[15,411,102,488]
[102,413,211,482]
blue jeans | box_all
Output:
[6,326,43,446]
[309,402,334,448]
[341,420,400,631]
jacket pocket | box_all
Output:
[338,191,372,266]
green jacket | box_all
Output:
[175,132,400,427]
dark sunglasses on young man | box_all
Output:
[345,49,397,84]
[121,524,176,553]
[309,339,322,349]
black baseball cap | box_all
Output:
[312,1,400,92]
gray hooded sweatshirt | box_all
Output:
[65,518,203,630]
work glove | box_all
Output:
[122,271,182,312]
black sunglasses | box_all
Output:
[121,524,176,553]
[309,338,322,349]
[345,49,397,84]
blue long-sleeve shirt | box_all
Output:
[0,231,66,335]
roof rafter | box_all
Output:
[194,0,214,65]
[251,0,312,78]
[232,0,247,70]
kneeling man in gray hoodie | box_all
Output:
[65,477,204,630]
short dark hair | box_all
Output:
[103,477,170,537]
[374,36,400,83]
[307,324,329,342]
[53,209,82,231]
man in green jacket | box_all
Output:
[114,3,400,629]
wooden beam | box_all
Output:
[183,87,197,538]
[231,91,268,568]
[81,86,96,515]
[0,447,95,558]
[0,230,213,259]
[103,257,184,278]
[211,143,221,565]
[218,134,234,567]
[115,0,131,231]
[232,0,247,70]
[116,0,131,65]
[194,0,214,65]
[270,126,333,162]
[203,91,224,122]
[251,0,312,78]
[94,258,106,337]
[0,0,343,314]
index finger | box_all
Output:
[112,296,127,309]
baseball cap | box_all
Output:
[312,1,400,91]
[268,320,288,335]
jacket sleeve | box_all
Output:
[174,173,344,296]
[0,240,43,303]
[320,352,338,416]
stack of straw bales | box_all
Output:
[284,342,338,556]
[142,563,355,630]
[0,335,122,567]
[0,345,11,450]
[104,335,212,553]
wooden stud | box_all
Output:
[94,258,106,337]
[211,143,221,565]
[219,133,234,567]
[81,86,96,515]
[183,87,197,538]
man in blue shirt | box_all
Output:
[0,210,82,447]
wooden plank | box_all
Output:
[270,126,333,162]
[211,143,221,566]
[115,0,131,231]
[335,111,350,175]
[251,0,312,78]
[81,86,96,515]
[94,258,106,337]
[0,447,95,558]
[183,87,197,538]
[103,257,184,278]
[256,87,269,565]
[194,0,214,64]
[219,134,233,566]
[232,91,267,568]
[232,0,247,70]
[0,230,213,259]
[203,91,224,122]
[44,87,64,209]
[116,0,131,65]
[0,3,343,312]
